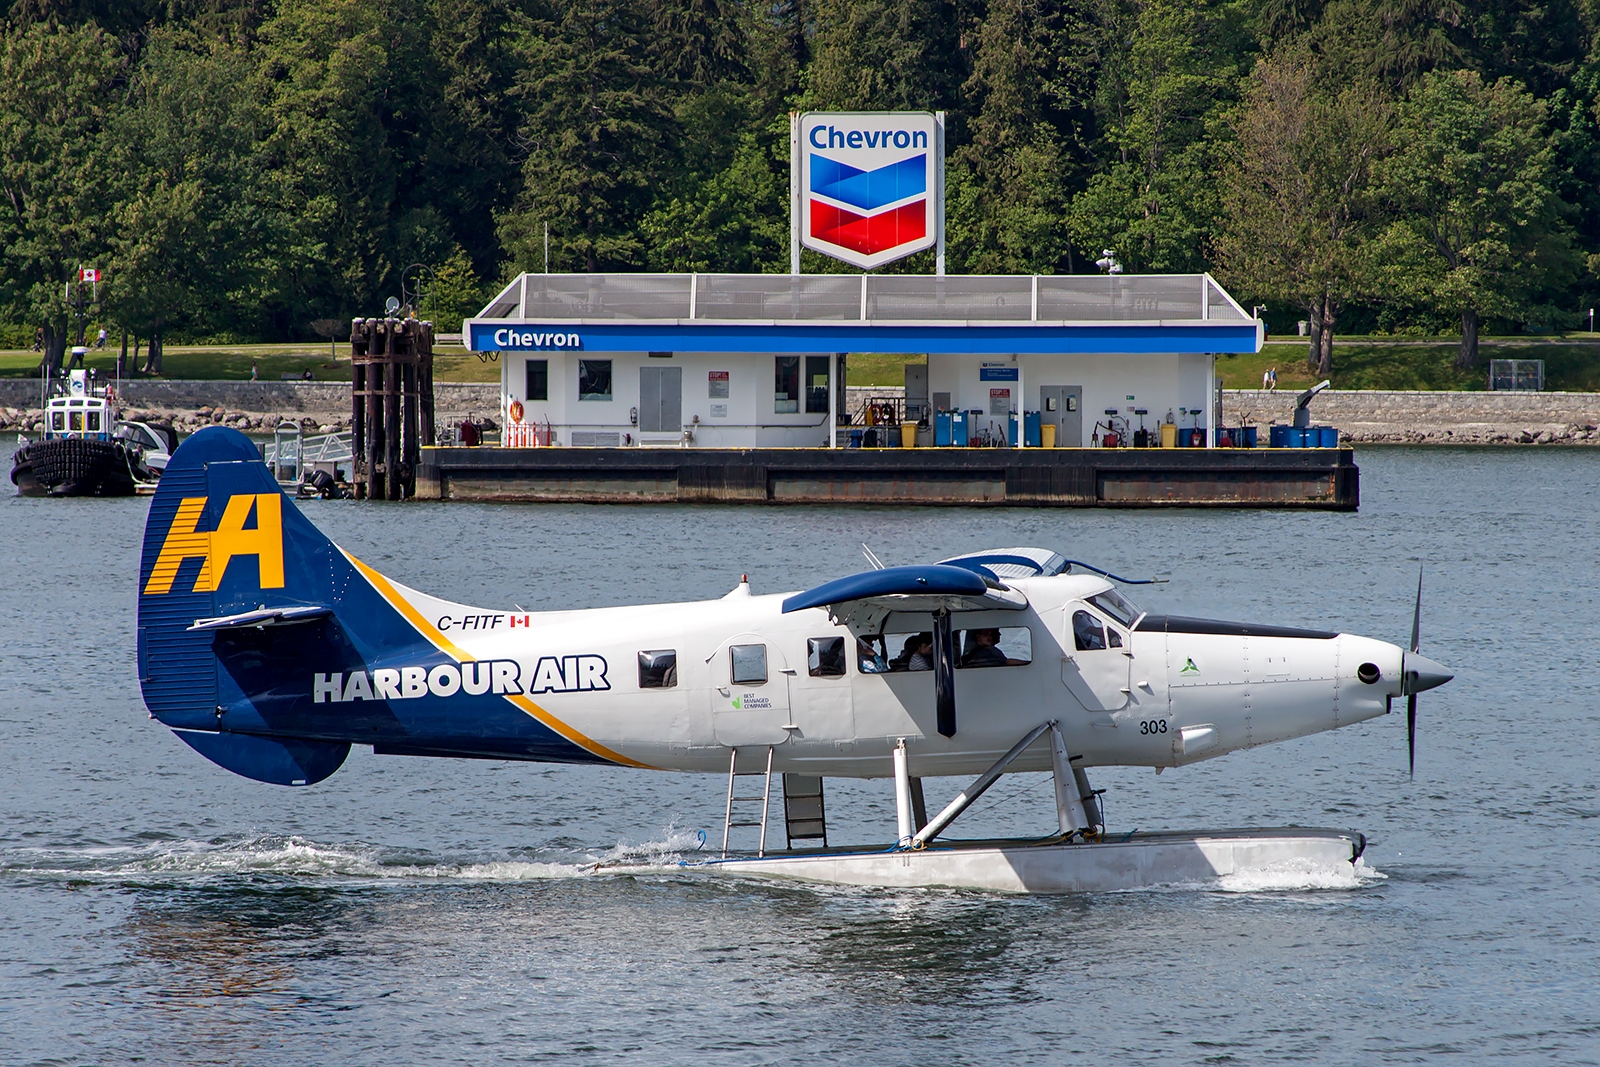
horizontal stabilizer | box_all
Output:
[172,729,349,786]
[188,605,333,632]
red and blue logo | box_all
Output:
[799,114,939,269]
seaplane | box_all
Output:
[135,427,1453,894]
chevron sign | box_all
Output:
[797,112,941,270]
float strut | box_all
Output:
[1048,722,1091,836]
[893,738,914,847]
[911,721,1053,848]
[1072,759,1104,835]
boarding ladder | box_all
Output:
[721,747,774,858]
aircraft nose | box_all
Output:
[1404,652,1453,694]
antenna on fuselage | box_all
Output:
[1059,560,1168,585]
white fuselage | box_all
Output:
[356,572,1408,777]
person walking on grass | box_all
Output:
[250,361,259,381]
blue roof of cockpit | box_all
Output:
[937,548,1068,580]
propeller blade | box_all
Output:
[1410,568,1423,654]
[1407,693,1418,780]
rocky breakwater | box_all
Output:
[1225,389,1600,445]
[0,380,501,439]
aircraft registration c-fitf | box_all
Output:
[136,427,1453,836]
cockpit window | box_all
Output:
[1073,610,1106,651]
[1089,589,1141,627]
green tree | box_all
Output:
[0,21,122,375]
[805,0,968,114]
[1066,0,1246,272]
[1214,49,1393,375]
[640,128,788,271]
[1375,68,1574,367]
[946,0,1096,273]
[497,0,677,271]
[101,30,276,372]
[250,0,446,326]
[417,246,486,330]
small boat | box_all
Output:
[11,367,173,497]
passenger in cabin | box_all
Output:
[962,628,1022,667]
[907,633,934,671]
[857,636,888,673]
[887,634,922,672]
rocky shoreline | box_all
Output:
[3,381,1597,445]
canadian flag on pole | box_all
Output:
[80,268,100,282]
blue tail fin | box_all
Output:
[138,426,609,786]
[137,427,360,785]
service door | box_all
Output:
[1060,606,1131,712]
[639,366,682,433]
[1039,386,1083,447]
[710,636,793,747]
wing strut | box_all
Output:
[933,608,956,737]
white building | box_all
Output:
[465,273,1261,449]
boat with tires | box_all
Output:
[11,367,173,497]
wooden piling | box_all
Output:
[350,317,434,500]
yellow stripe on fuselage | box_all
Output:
[342,550,650,769]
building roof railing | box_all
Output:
[474,273,1251,325]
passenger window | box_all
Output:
[52,412,66,431]
[880,632,935,672]
[856,635,889,674]
[807,637,846,677]
[86,411,101,431]
[1073,610,1106,651]
[70,412,83,431]
[638,650,676,688]
[957,626,1032,668]
[730,643,767,685]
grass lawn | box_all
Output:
[0,341,495,383]
[1224,338,1600,391]
[4,337,1595,391]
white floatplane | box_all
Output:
[136,427,1452,893]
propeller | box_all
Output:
[1401,567,1454,779]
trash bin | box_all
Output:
[901,422,918,448]
[848,428,863,448]
[1160,423,1177,448]
[1041,422,1058,448]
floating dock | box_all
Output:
[694,827,1367,894]
[415,446,1359,509]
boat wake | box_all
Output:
[1211,855,1386,893]
[1,828,709,887]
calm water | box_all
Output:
[2,442,1597,1065]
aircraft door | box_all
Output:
[788,635,855,744]
[711,636,793,747]
[1039,386,1083,447]
[1060,607,1131,712]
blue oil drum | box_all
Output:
[848,428,864,448]
[1240,426,1258,448]
[1319,426,1339,448]
[1269,424,1289,448]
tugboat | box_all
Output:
[11,364,173,496]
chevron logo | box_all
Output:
[798,113,940,269]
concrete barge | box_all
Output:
[416,445,1358,508]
